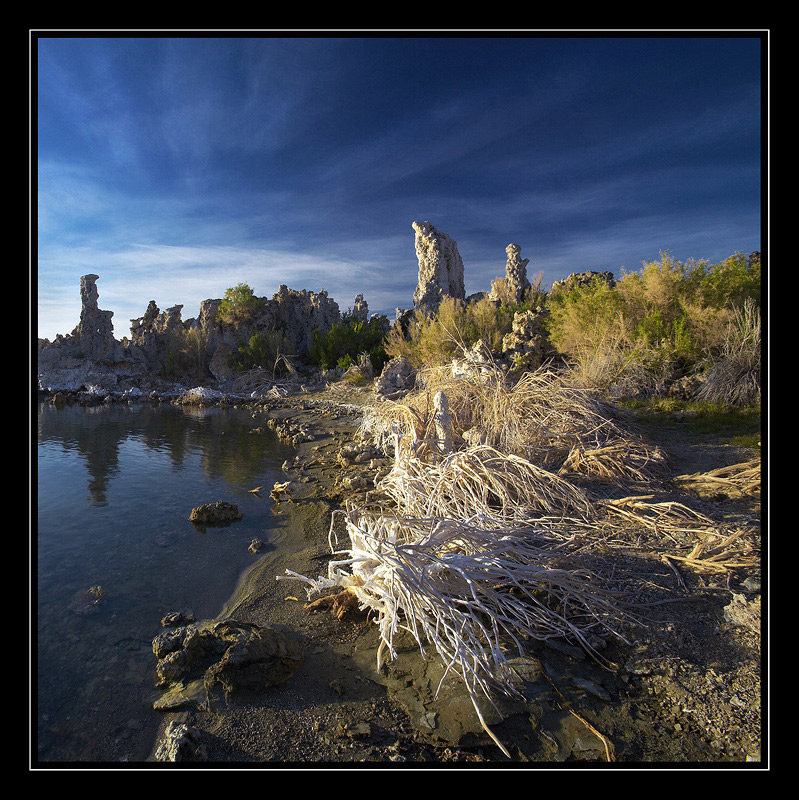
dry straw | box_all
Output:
[284,356,754,756]
[674,458,761,498]
[361,359,668,487]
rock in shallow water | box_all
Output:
[188,501,242,524]
[152,618,304,710]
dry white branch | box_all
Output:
[279,507,630,756]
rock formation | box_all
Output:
[38,274,351,393]
[37,274,131,391]
[550,270,616,295]
[351,293,369,322]
[266,285,341,355]
[76,274,123,360]
[198,284,341,361]
[490,244,530,305]
[129,301,184,346]
[412,221,465,314]
[501,307,557,372]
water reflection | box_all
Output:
[36,400,293,762]
[37,401,285,505]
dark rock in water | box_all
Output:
[67,585,106,616]
[160,610,195,627]
[152,618,304,710]
[188,501,242,525]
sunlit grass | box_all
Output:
[617,397,761,447]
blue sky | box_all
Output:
[35,34,764,342]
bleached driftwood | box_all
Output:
[279,507,629,756]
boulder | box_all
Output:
[188,501,242,525]
[374,356,416,399]
[550,270,616,295]
[501,308,556,372]
[152,619,304,708]
[451,339,498,381]
[153,721,207,762]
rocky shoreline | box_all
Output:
[40,373,762,767]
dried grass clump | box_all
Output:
[666,527,759,575]
[599,494,718,536]
[285,355,757,756]
[280,507,630,756]
[674,458,761,499]
[378,442,593,525]
[696,298,761,407]
[362,361,667,488]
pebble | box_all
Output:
[570,677,611,701]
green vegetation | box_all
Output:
[385,277,545,368]
[229,329,295,376]
[544,252,761,404]
[308,314,390,373]
[218,282,261,325]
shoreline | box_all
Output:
[35,379,763,767]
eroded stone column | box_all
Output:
[78,274,117,359]
[412,221,465,315]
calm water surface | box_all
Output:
[36,400,292,763]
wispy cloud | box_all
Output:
[36,238,407,341]
[35,36,763,343]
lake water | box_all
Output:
[35,399,293,763]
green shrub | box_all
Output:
[545,276,626,356]
[308,315,390,373]
[683,251,761,309]
[229,329,295,376]
[218,283,261,325]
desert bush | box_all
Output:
[230,329,295,376]
[546,252,761,397]
[218,282,262,325]
[308,314,389,373]
[545,276,626,356]
[383,298,467,367]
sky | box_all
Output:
[35,33,765,342]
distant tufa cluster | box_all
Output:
[37,274,369,392]
[37,221,579,394]
[394,221,556,376]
